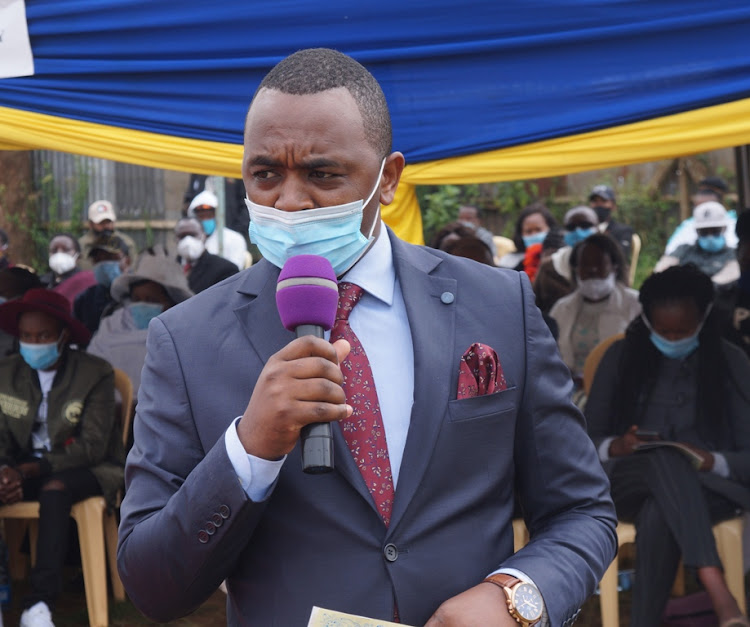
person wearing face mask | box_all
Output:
[174,217,238,294]
[118,48,616,627]
[0,288,124,627]
[187,190,249,271]
[77,200,137,271]
[549,234,640,393]
[87,246,192,399]
[588,185,635,262]
[655,201,739,285]
[586,264,750,627]
[0,228,10,272]
[73,234,131,335]
[498,202,559,274]
[532,206,600,316]
[40,233,97,308]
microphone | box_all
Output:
[276,255,339,474]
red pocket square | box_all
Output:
[457,343,507,399]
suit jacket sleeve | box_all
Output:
[117,317,263,622]
[501,274,617,626]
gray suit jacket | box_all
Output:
[118,231,616,626]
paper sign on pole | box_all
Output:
[0,0,34,79]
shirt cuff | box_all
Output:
[711,452,730,478]
[224,417,285,501]
[489,567,549,627]
[598,436,615,462]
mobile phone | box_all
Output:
[635,430,661,441]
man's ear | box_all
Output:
[378,152,406,206]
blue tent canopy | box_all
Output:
[2,1,750,242]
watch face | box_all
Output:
[512,582,543,621]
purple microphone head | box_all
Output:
[276,255,338,331]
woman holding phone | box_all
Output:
[585,264,750,627]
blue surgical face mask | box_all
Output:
[245,159,385,276]
[697,234,725,253]
[641,306,711,360]
[564,227,596,248]
[129,302,164,330]
[201,218,217,236]
[19,338,62,371]
[522,231,548,248]
[93,260,122,287]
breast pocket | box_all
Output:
[447,386,518,424]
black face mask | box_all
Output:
[98,229,114,238]
[591,205,611,223]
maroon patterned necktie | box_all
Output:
[331,282,395,527]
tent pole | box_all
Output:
[735,146,750,212]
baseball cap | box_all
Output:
[693,201,729,229]
[588,185,616,203]
[88,200,117,223]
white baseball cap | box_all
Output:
[693,201,728,229]
[187,190,218,215]
[88,200,116,223]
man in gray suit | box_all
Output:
[118,48,617,626]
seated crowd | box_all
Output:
[0,175,749,626]
[0,197,244,626]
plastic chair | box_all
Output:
[599,518,746,627]
[582,333,625,397]
[628,233,641,287]
[0,367,133,627]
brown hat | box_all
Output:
[0,288,91,345]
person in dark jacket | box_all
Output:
[174,217,239,293]
[0,288,124,627]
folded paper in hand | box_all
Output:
[308,606,414,627]
[457,342,507,399]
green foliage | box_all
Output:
[417,180,541,244]
[5,161,90,273]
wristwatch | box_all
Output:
[484,573,544,625]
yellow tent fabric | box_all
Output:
[4,96,750,245]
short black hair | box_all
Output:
[570,233,627,283]
[639,263,714,321]
[252,48,392,159]
[0,266,42,298]
[512,202,559,252]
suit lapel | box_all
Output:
[233,260,293,364]
[387,234,457,532]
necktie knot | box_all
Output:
[336,282,365,322]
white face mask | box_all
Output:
[49,251,78,275]
[177,235,205,262]
[578,272,616,301]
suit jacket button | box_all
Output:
[218,504,231,519]
[205,521,217,535]
[198,530,210,544]
[383,543,398,562]
[440,291,455,304]
[211,512,223,527]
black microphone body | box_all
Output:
[296,325,335,474]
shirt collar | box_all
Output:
[340,222,395,306]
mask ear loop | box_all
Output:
[362,158,387,240]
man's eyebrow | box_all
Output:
[246,156,343,169]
